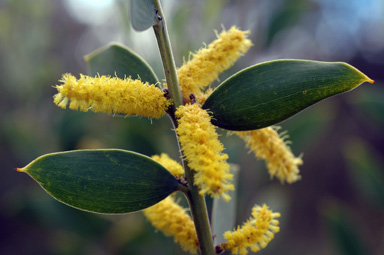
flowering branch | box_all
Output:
[16,2,375,255]
[152,1,215,254]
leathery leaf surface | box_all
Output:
[17,149,180,214]
[85,43,158,85]
[203,60,374,131]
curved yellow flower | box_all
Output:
[175,104,233,201]
[178,26,252,103]
[143,196,199,254]
[221,204,280,255]
[151,153,184,178]
[235,127,302,183]
[53,74,171,119]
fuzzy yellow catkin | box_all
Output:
[221,204,280,255]
[175,104,233,201]
[53,73,171,119]
[151,153,184,178]
[143,196,199,254]
[177,26,252,103]
[235,127,302,183]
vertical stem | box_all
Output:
[152,1,183,108]
[183,164,215,255]
[152,1,215,254]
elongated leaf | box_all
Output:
[343,137,384,208]
[323,200,368,255]
[16,149,180,214]
[203,60,374,131]
[350,86,384,127]
[212,164,240,246]
[84,43,158,84]
[130,0,157,31]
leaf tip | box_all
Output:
[361,72,374,84]
[83,55,90,62]
[14,167,25,172]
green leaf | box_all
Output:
[265,0,309,46]
[202,60,374,131]
[343,137,384,208]
[16,149,180,214]
[349,86,384,127]
[84,43,158,85]
[211,164,240,246]
[130,0,158,31]
[323,200,368,255]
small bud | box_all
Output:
[189,93,196,104]
[163,88,170,99]
[155,8,162,21]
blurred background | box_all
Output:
[1,0,383,254]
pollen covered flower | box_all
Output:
[143,196,199,254]
[235,127,302,183]
[175,104,233,201]
[221,204,280,255]
[151,153,184,178]
[53,73,171,119]
[178,26,252,103]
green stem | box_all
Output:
[183,164,215,255]
[152,1,215,254]
[152,1,183,108]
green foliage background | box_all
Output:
[1,0,383,254]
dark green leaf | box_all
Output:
[211,164,240,246]
[130,0,157,31]
[202,60,374,131]
[323,200,368,255]
[265,0,309,46]
[343,137,384,208]
[85,43,158,84]
[17,149,180,214]
[350,86,384,127]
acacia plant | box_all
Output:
[16,1,374,254]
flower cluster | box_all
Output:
[220,204,280,255]
[143,196,199,254]
[54,74,171,119]
[151,153,184,178]
[177,26,252,104]
[176,104,233,201]
[235,127,302,183]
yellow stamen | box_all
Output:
[151,153,184,178]
[176,104,233,201]
[178,26,252,103]
[221,204,280,255]
[143,196,199,254]
[53,74,171,119]
[235,127,302,183]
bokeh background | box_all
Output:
[1,0,383,254]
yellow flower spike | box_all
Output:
[175,104,233,201]
[235,127,302,183]
[177,26,252,103]
[151,153,184,178]
[221,204,280,255]
[143,196,199,254]
[53,73,171,119]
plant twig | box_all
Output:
[152,1,215,254]
[152,1,182,109]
